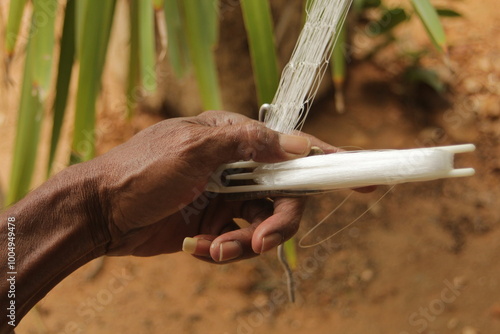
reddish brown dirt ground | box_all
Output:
[2,0,499,333]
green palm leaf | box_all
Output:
[71,0,116,164]
[411,0,447,52]
[48,0,76,175]
[5,0,28,59]
[164,0,190,78]
[241,0,280,105]
[181,0,222,110]
[8,0,58,204]
[138,0,157,94]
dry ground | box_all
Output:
[1,0,499,333]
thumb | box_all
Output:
[209,120,312,164]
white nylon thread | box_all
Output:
[298,186,395,248]
[264,0,353,134]
[253,149,455,189]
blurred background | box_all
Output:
[1,0,499,333]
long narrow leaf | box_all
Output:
[32,0,57,99]
[332,23,347,84]
[404,67,445,93]
[241,0,280,105]
[352,0,381,13]
[71,1,116,164]
[331,22,347,113]
[8,0,58,205]
[436,8,462,18]
[48,0,76,175]
[75,0,89,59]
[411,0,447,52]
[283,238,297,270]
[368,8,408,36]
[126,0,140,118]
[153,0,164,9]
[8,46,40,205]
[201,0,219,47]
[181,0,222,110]
[155,0,168,62]
[5,0,28,57]
[138,0,157,94]
[164,0,190,78]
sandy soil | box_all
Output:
[2,0,499,333]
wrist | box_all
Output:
[0,161,110,330]
[46,161,112,257]
[69,161,113,256]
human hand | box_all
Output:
[91,111,340,262]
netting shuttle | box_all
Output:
[205,144,476,195]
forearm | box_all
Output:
[0,163,110,333]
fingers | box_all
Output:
[293,131,340,155]
[180,110,370,265]
[194,110,350,167]
[250,197,305,253]
[219,122,312,163]
[194,110,251,126]
[291,130,376,193]
[182,235,215,258]
[182,197,305,263]
[194,116,310,166]
[182,232,258,264]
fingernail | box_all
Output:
[219,241,243,262]
[279,134,311,156]
[261,233,283,253]
[183,237,213,257]
[182,237,198,254]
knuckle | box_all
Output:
[237,121,279,161]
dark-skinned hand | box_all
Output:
[94,110,341,262]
